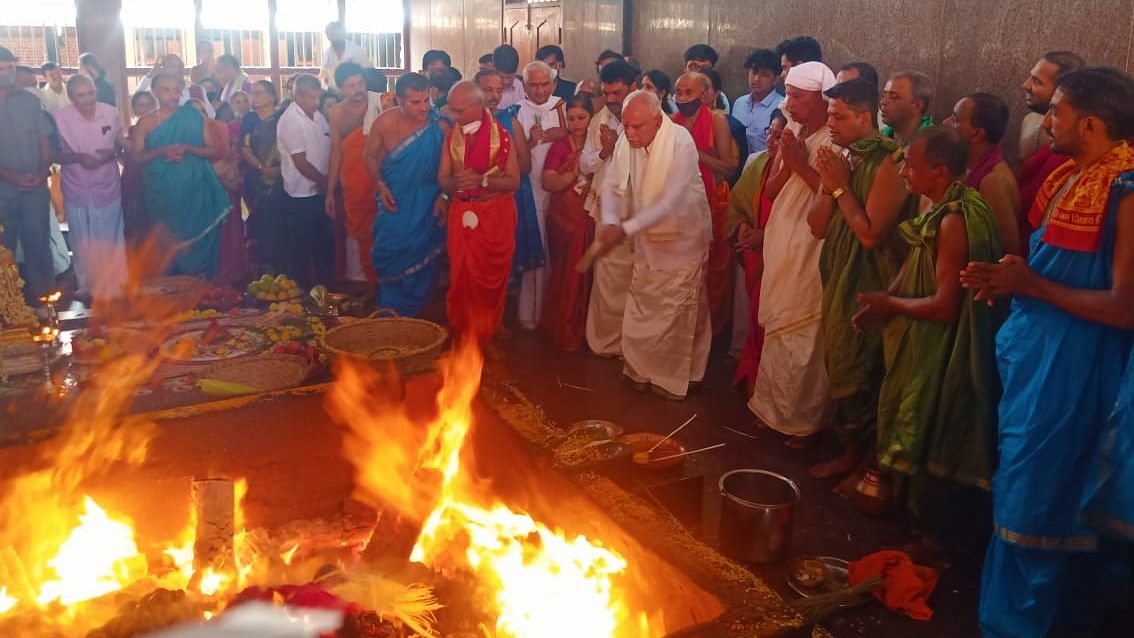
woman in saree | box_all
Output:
[239,80,284,273]
[539,94,595,351]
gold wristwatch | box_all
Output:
[829,186,847,200]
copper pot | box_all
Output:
[851,463,894,516]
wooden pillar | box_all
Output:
[74,0,129,117]
[267,0,281,91]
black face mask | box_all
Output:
[675,98,701,118]
[206,91,221,103]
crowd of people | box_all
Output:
[3,22,1134,637]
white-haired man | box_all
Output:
[515,60,568,329]
[749,61,840,444]
[594,90,712,400]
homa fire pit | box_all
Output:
[0,344,805,637]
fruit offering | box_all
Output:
[269,300,304,314]
[247,274,301,302]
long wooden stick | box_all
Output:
[650,442,726,463]
[646,413,698,454]
[575,242,604,273]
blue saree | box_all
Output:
[371,114,445,317]
[143,105,230,277]
[496,105,545,289]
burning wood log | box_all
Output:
[191,478,235,576]
[360,470,443,568]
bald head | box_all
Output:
[676,71,710,92]
[673,72,709,112]
[448,80,486,125]
[621,90,664,149]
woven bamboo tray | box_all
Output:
[320,309,448,377]
[198,354,311,395]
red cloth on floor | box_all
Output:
[848,550,939,621]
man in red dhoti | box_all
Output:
[325,62,380,283]
[439,81,521,347]
[672,72,737,333]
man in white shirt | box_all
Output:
[135,55,214,119]
[493,44,526,111]
[276,73,333,286]
[38,62,70,113]
[515,61,567,329]
[583,59,637,356]
[320,21,372,91]
[594,90,711,400]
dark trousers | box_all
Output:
[0,187,52,302]
[283,193,333,288]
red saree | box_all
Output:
[540,137,594,351]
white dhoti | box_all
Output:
[517,96,565,330]
[747,121,837,435]
[344,235,367,282]
[622,257,710,398]
[585,238,633,356]
[65,198,127,299]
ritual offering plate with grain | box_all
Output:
[788,556,871,607]
[159,322,267,364]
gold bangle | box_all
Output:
[829,186,848,200]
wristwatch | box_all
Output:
[829,186,848,200]
[481,174,489,189]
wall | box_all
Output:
[408,0,502,77]
[629,0,1134,161]
[561,0,623,82]
[408,0,623,87]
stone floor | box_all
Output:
[492,321,1133,638]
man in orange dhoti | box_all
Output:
[326,63,380,282]
[439,81,521,344]
[672,72,736,333]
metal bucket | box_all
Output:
[718,469,801,563]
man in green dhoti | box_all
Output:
[805,79,918,490]
[853,126,1003,553]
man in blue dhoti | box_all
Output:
[364,73,448,316]
[962,66,1134,638]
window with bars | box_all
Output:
[0,0,80,68]
[199,0,270,69]
[0,1,410,88]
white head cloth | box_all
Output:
[785,62,836,100]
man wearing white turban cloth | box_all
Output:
[748,61,841,443]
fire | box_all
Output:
[329,342,656,637]
[0,588,17,614]
[36,496,146,607]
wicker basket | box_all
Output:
[198,354,311,395]
[320,309,448,377]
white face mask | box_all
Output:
[461,120,482,135]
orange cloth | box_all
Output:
[446,194,517,338]
[341,127,378,282]
[674,105,733,332]
[848,550,939,621]
[1029,141,1134,252]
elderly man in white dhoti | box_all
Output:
[594,91,712,400]
[516,61,568,329]
[749,61,840,445]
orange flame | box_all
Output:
[329,341,655,637]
